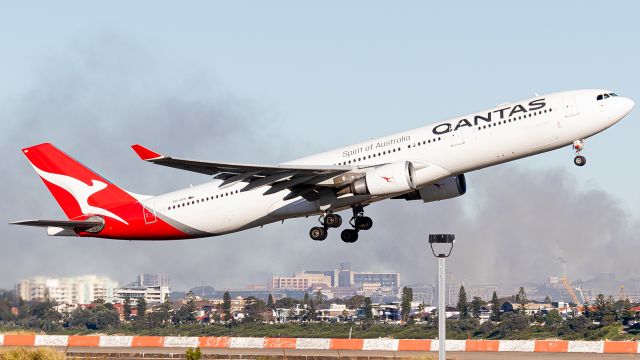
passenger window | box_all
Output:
[603,94,610,99]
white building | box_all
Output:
[271,272,332,291]
[115,285,170,305]
[17,275,119,305]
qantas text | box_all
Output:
[432,99,546,135]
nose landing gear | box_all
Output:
[572,140,586,167]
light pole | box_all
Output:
[429,234,455,360]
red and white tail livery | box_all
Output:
[12,89,634,242]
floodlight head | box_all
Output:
[429,234,455,244]
[428,233,455,258]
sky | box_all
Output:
[1,1,639,293]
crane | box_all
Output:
[558,257,581,306]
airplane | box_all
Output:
[11,89,634,242]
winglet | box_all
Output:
[131,144,163,161]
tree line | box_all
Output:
[1,287,638,340]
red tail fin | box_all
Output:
[22,143,137,223]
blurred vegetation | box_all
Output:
[1,288,638,340]
[0,348,65,360]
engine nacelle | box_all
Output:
[400,174,467,202]
[351,161,417,196]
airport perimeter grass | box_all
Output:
[0,348,65,360]
[2,323,636,341]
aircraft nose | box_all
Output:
[612,96,635,120]
[621,97,635,114]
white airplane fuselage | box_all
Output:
[137,89,634,238]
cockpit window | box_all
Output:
[597,92,619,101]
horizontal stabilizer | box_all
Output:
[11,219,104,231]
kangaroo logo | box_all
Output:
[381,176,394,183]
[29,164,129,225]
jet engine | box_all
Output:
[398,174,467,202]
[350,161,417,196]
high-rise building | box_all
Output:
[435,271,461,306]
[338,262,352,288]
[134,273,170,287]
[16,275,119,305]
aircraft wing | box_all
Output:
[131,144,360,198]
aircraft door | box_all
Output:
[142,202,157,224]
[449,126,468,146]
[563,96,579,117]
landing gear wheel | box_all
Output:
[324,213,342,228]
[574,155,586,167]
[309,226,327,241]
[354,216,373,230]
[341,229,359,243]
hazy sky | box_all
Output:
[1,1,639,292]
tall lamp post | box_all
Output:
[429,234,455,360]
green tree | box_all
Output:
[274,297,297,309]
[95,305,120,329]
[244,298,267,322]
[345,295,365,310]
[173,292,197,324]
[223,291,232,321]
[498,312,529,335]
[303,292,310,305]
[400,287,413,322]
[544,296,552,304]
[185,347,202,360]
[566,315,590,333]
[288,303,298,321]
[68,304,119,330]
[516,287,528,314]
[136,297,147,319]
[457,285,469,318]
[307,300,317,321]
[266,294,274,309]
[545,309,563,330]
[154,294,172,326]
[592,294,616,325]
[618,299,635,325]
[490,291,501,321]
[470,296,484,319]
[123,297,132,321]
[314,290,324,305]
[363,297,373,320]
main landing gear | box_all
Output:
[308,206,373,243]
[572,140,586,167]
[309,213,342,241]
[340,206,373,243]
